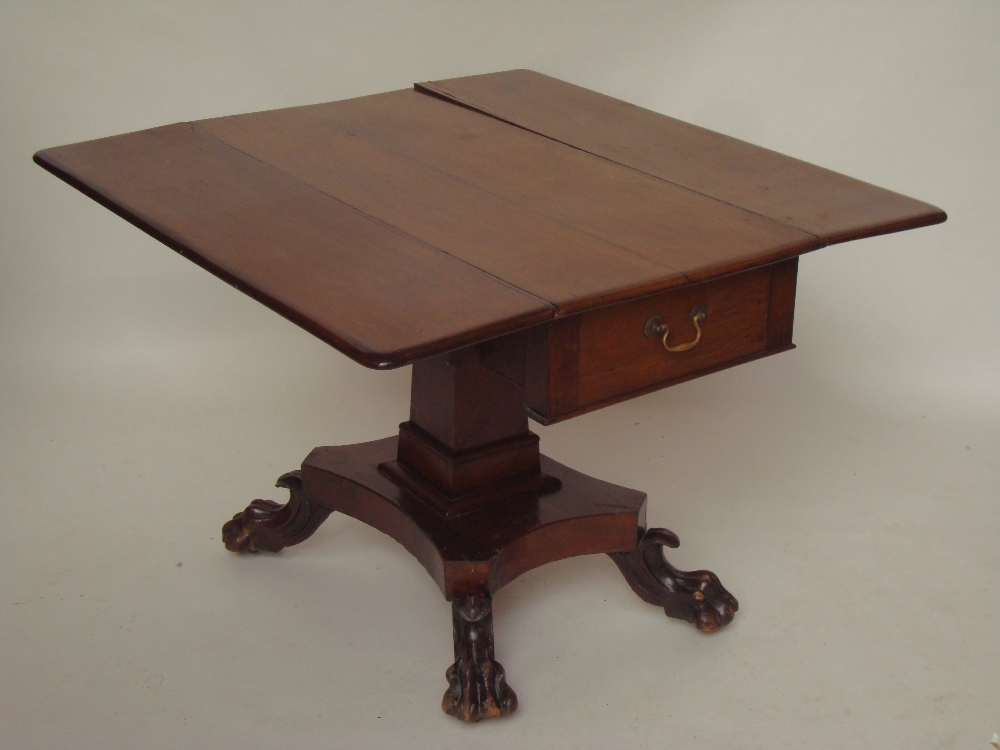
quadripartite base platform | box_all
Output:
[221,436,738,722]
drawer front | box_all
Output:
[577,266,772,406]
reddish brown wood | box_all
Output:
[529,345,795,426]
[33,126,551,369]
[215,333,740,719]
[766,257,799,349]
[35,71,944,371]
[395,422,539,496]
[35,70,946,722]
[222,431,736,719]
[524,264,782,421]
[195,111,678,314]
[419,69,947,245]
[299,89,821,284]
[378,345,561,515]
[407,347,528,450]
[301,436,646,597]
[478,330,528,385]
[525,315,580,420]
[381,423,560,517]
[576,265,772,406]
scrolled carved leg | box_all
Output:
[442,593,517,722]
[609,527,738,633]
[222,470,333,553]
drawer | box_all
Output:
[524,258,798,423]
[578,265,771,405]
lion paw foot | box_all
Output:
[442,594,517,721]
[222,470,332,553]
[610,527,738,633]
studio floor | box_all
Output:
[2,2,998,748]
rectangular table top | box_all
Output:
[35,70,945,369]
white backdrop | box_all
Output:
[2,2,997,748]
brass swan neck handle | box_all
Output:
[644,304,708,353]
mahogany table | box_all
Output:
[35,70,945,721]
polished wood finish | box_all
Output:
[379,346,561,516]
[408,347,528,450]
[34,70,946,721]
[419,69,947,246]
[531,345,796,426]
[302,435,645,598]
[525,316,581,421]
[225,435,737,719]
[382,424,561,518]
[196,106,681,315]
[577,264,772,406]
[525,258,799,423]
[766,257,799,350]
[34,70,943,370]
[217,335,739,719]
[32,126,551,370]
[280,90,819,286]
[395,422,541,498]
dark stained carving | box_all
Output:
[442,594,517,722]
[222,470,333,553]
[609,527,738,633]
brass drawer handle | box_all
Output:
[644,304,708,353]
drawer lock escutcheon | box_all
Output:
[644,304,708,353]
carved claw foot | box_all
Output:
[442,593,517,722]
[222,470,333,553]
[609,527,738,633]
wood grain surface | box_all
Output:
[302,436,646,597]
[576,265,773,406]
[35,70,945,369]
[196,106,682,314]
[524,259,799,423]
[34,124,552,369]
[419,69,947,244]
[295,90,820,284]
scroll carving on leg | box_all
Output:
[609,527,738,633]
[442,593,517,722]
[222,470,333,553]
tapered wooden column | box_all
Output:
[379,341,560,517]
